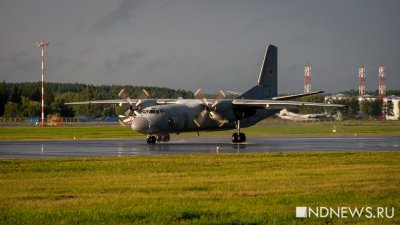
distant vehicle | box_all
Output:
[118,115,134,126]
[66,45,342,144]
[47,114,64,126]
[277,109,334,122]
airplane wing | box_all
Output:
[65,99,179,105]
[232,99,343,109]
[271,91,324,100]
[65,99,133,105]
[156,99,180,105]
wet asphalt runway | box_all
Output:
[0,136,399,158]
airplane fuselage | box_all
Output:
[131,99,278,135]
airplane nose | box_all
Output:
[131,117,149,133]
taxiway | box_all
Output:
[0,136,399,158]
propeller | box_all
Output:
[118,88,149,117]
[193,89,227,128]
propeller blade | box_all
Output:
[212,90,225,108]
[138,89,149,100]
[193,109,209,128]
[200,109,208,118]
[193,118,201,128]
[202,97,210,107]
[124,108,131,117]
[134,110,141,117]
[216,90,226,99]
[218,120,227,127]
[135,99,142,107]
[209,111,221,120]
[126,96,133,105]
[118,89,126,98]
[194,89,203,99]
[142,89,149,98]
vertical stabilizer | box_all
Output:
[238,45,278,99]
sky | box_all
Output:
[0,0,399,94]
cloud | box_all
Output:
[102,51,146,78]
[90,0,144,34]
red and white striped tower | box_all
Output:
[378,62,386,99]
[358,63,366,96]
[304,61,312,93]
[37,40,49,126]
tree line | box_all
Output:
[0,81,193,117]
[0,82,398,120]
[298,93,398,120]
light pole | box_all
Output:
[37,40,49,126]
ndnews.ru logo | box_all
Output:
[296,206,395,219]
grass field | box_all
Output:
[0,119,399,141]
[0,152,399,224]
[1,120,399,224]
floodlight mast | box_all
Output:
[37,40,49,126]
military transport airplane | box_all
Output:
[66,45,342,144]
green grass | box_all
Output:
[0,119,400,141]
[0,126,144,140]
[0,152,399,224]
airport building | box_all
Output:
[324,94,399,120]
[383,95,400,120]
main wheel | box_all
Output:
[232,133,246,143]
[232,133,239,143]
[146,135,156,144]
[157,134,170,142]
[239,133,246,142]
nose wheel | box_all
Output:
[146,135,156,144]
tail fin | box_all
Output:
[238,45,277,100]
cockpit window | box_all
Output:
[141,108,163,115]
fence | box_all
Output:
[0,117,120,126]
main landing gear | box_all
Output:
[232,132,246,143]
[232,120,246,144]
[146,134,170,144]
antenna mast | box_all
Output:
[358,64,366,96]
[378,62,386,99]
[304,61,312,93]
[37,40,49,126]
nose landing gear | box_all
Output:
[146,135,156,144]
